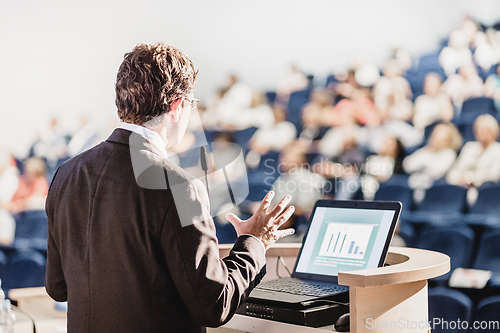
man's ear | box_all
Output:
[169,97,183,122]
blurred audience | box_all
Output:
[447,115,500,187]
[404,123,462,189]
[362,137,405,200]
[276,65,309,102]
[6,158,49,214]
[271,141,326,235]
[314,135,366,200]
[413,73,454,131]
[248,105,296,156]
[441,63,484,109]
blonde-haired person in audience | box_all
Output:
[7,157,49,214]
[447,114,500,188]
[404,123,462,190]
[413,73,454,131]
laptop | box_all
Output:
[248,199,402,306]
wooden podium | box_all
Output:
[338,246,450,333]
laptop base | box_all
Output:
[235,300,349,327]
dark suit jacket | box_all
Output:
[45,128,266,333]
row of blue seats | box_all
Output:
[429,287,500,333]
[376,182,500,220]
[0,250,46,296]
[409,224,500,283]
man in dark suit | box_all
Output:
[45,42,295,333]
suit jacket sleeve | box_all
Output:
[45,167,68,302]
[160,177,266,327]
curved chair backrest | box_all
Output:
[417,185,467,214]
[469,186,500,215]
[375,184,414,212]
[428,287,472,333]
[417,225,475,272]
[2,251,46,292]
[471,295,500,333]
[472,228,500,273]
[14,210,48,240]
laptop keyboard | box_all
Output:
[256,278,348,297]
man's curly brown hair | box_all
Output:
[115,43,197,125]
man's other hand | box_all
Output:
[226,191,295,250]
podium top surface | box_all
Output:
[338,246,450,288]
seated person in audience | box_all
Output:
[473,30,497,73]
[213,74,253,130]
[300,89,334,143]
[441,63,485,110]
[333,69,357,100]
[413,73,454,131]
[271,141,326,237]
[30,117,69,169]
[447,114,500,187]
[247,104,296,156]
[404,123,461,189]
[373,60,412,115]
[276,64,309,103]
[6,157,49,214]
[362,136,405,200]
[318,115,361,159]
[313,135,366,200]
[439,29,474,76]
[326,88,380,126]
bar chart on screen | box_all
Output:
[318,222,374,260]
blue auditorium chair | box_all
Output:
[286,89,310,136]
[417,52,446,79]
[471,295,500,333]
[265,91,277,104]
[247,150,281,186]
[416,225,475,281]
[472,228,500,273]
[246,183,272,202]
[233,127,258,153]
[380,174,410,187]
[404,71,426,100]
[428,287,472,333]
[0,251,7,286]
[325,74,337,88]
[457,123,476,144]
[463,185,500,229]
[374,184,414,214]
[455,97,496,125]
[405,185,468,226]
[2,251,46,293]
[14,209,48,240]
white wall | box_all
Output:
[1,0,500,157]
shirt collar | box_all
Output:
[118,122,168,158]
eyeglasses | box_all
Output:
[183,97,199,109]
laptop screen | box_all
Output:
[294,201,399,279]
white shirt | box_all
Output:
[118,122,168,158]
